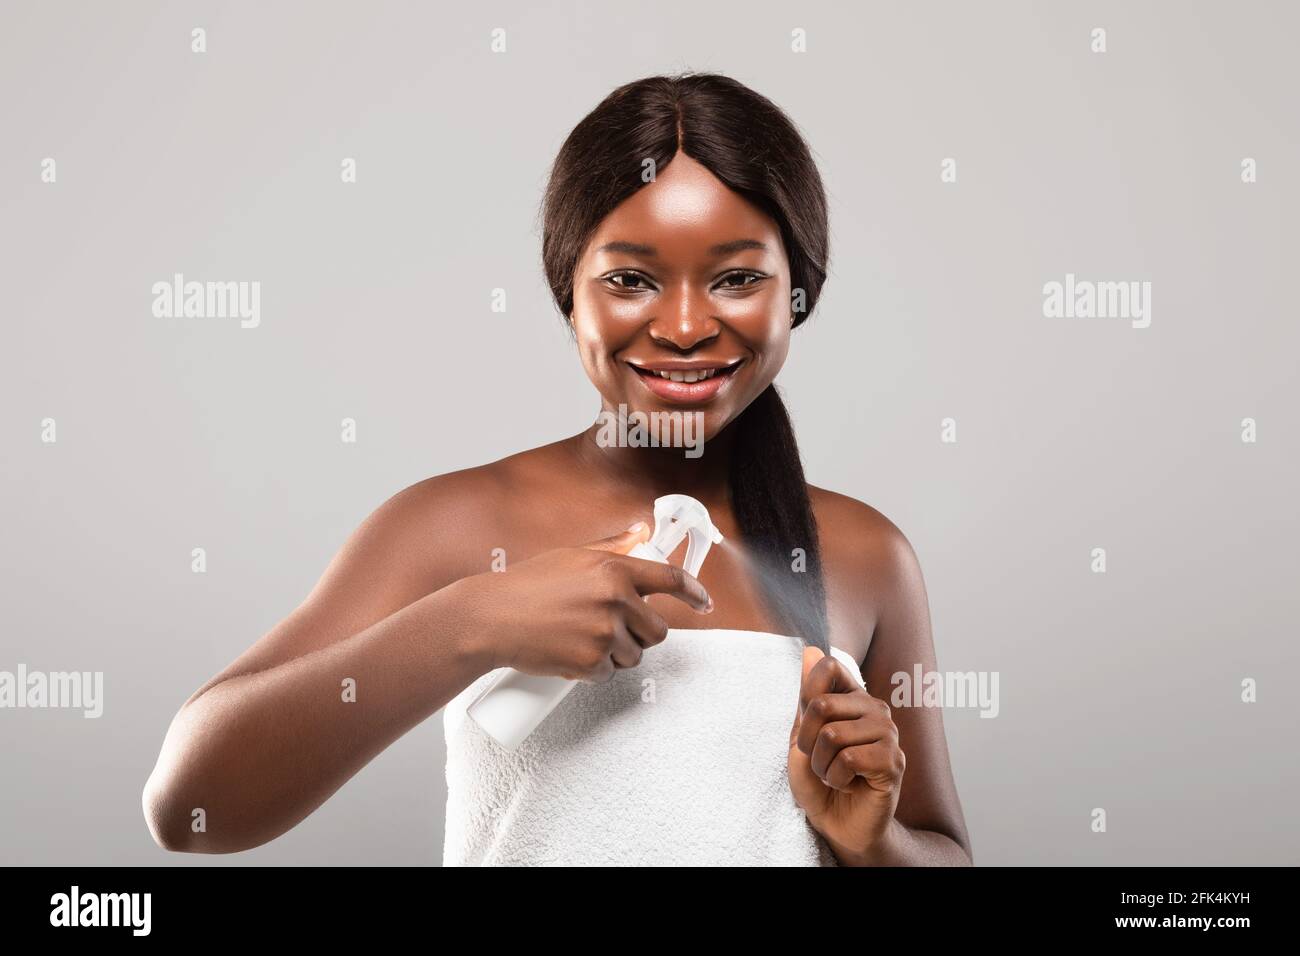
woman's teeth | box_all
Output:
[649,369,721,383]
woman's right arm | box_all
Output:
[141,480,499,854]
[142,479,710,855]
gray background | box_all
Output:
[2,0,1296,865]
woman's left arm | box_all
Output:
[789,513,973,866]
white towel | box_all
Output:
[442,628,865,866]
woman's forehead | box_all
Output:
[589,158,783,262]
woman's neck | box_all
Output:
[565,416,736,511]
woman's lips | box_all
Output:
[628,362,742,404]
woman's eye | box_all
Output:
[718,271,764,289]
[607,272,651,290]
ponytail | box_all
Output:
[729,384,829,653]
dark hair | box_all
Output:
[540,72,831,653]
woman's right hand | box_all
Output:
[458,522,713,682]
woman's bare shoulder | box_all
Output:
[400,439,576,520]
[331,441,570,599]
[807,484,917,569]
[806,484,926,646]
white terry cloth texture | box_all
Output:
[442,627,865,866]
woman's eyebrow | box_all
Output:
[709,238,767,255]
[597,241,657,256]
[596,239,768,256]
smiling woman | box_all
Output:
[547,77,829,645]
[143,71,972,868]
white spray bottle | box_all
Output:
[465,493,724,751]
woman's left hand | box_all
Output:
[788,645,906,865]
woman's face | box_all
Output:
[570,152,793,441]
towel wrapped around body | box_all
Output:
[442,627,864,866]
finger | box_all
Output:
[795,653,861,748]
[808,711,899,782]
[607,618,645,671]
[623,557,712,613]
[800,651,861,703]
[577,619,641,680]
[797,689,892,757]
[573,653,615,684]
[584,521,651,556]
[821,740,903,793]
[618,593,671,650]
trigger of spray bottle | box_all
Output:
[464,494,723,751]
[626,493,724,579]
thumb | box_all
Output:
[584,520,651,556]
[790,645,826,746]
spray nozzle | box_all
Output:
[636,494,724,578]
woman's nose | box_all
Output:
[648,283,719,350]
